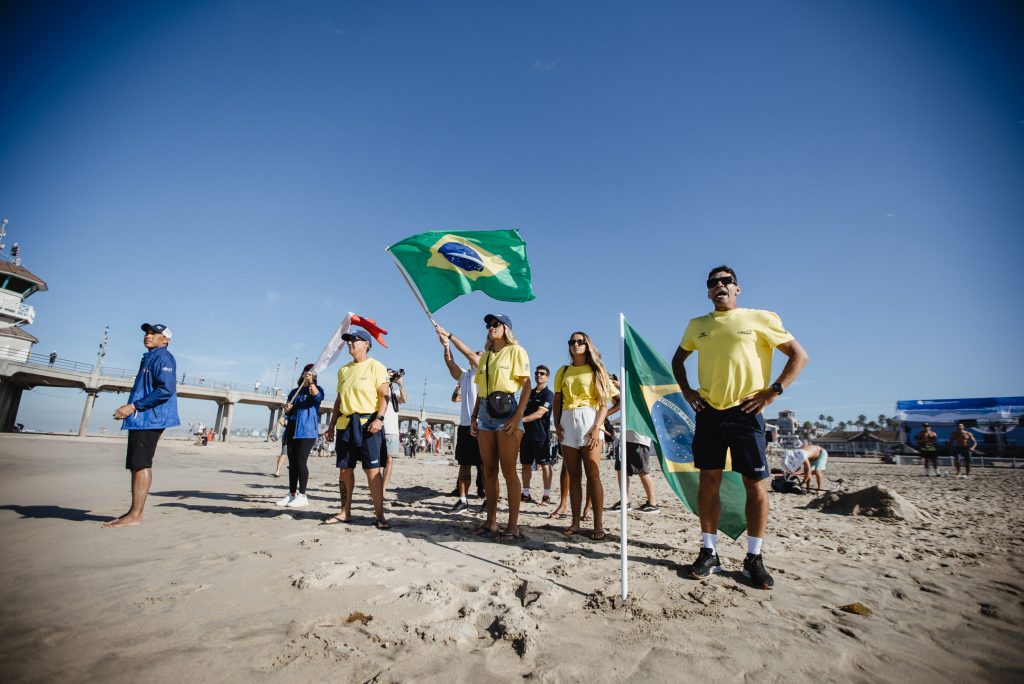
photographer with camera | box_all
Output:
[381,368,408,498]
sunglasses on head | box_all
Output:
[568,338,587,346]
[486,321,504,329]
[706,276,735,288]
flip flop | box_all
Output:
[320,515,350,526]
[374,519,392,530]
[472,526,498,539]
[590,531,606,541]
[499,531,524,541]
[562,527,579,537]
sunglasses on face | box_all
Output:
[486,322,504,329]
[568,339,587,346]
[535,371,548,376]
[706,276,735,289]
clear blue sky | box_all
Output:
[2,0,1022,433]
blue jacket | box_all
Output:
[122,346,180,431]
[285,384,325,439]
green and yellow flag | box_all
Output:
[623,318,747,539]
[387,230,535,313]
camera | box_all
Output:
[388,368,405,380]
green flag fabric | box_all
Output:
[387,230,535,313]
[623,318,748,540]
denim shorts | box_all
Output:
[476,396,524,432]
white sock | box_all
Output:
[701,533,717,552]
[459,496,468,503]
[522,487,530,496]
[543,489,550,496]
[747,536,763,556]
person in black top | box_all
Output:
[520,365,555,504]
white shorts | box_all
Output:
[384,433,401,459]
[560,406,598,449]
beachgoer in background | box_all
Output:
[471,314,530,539]
[916,423,939,476]
[673,265,808,589]
[435,324,486,512]
[272,422,288,477]
[780,443,828,492]
[274,364,324,508]
[106,323,180,528]
[381,368,408,497]
[48,351,57,367]
[950,422,977,478]
[553,331,620,541]
[520,365,554,504]
[610,431,660,513]
[322,330,391,529]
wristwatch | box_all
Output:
[770,383,784,395]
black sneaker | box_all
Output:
[609,500,631,511]
[450,499,469,513]
[637,502,660,514]
[687,547,722,579]
[743,553,775,589]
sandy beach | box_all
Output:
[1,433,1021,682]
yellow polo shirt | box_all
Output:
[554,364,619,409]
[475,344,530,395]
[335,357,389,430]
[680,308,793,410]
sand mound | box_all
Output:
[807,485,924,522]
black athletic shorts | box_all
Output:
[455,425,481,466]
[692,406,769,480]
[125,429,164,470]
[615,441,652,475]
[335,425,383,470]
[520,439,552,467]
[953,447,972,465]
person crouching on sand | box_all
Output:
[275,364,324,509]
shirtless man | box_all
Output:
[915,423,939,476]
[949,423,978,478]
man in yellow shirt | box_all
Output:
[672,265,808,589]
[323,330,392,529]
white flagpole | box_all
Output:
[387,248,438,329]
[619,312,629,601]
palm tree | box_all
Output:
[867,420,880,432]
[826,415,834,429]
[856,414,867,431]
[818,414,826,425]
[838,421,847,431]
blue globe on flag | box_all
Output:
[438,242,485,272]
[649,394,695,465]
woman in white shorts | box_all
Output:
[553,331,619,540]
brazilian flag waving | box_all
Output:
[624,318,747,539]
[387,230,535,313]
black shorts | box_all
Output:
[953,447,972,465]
[615,442,652,475]
[335,425,383,470]
[520,439,552,466]
[455,425,481,466]
[692,406,769,480]
[125,429,164,470]
[921,449,938,464]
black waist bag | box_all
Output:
[484,353,514,419]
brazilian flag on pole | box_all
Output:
[623,318,747,539]
[387,230,535,313]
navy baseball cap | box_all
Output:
[141,323,173,340]
[342,330,373,346]
[484,313,512,328]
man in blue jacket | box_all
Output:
[105,323,180,528]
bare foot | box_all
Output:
[103,515,142,528]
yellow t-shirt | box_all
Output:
[335,357,389,430]
[680,308,794,410]
[475,344,530,395]
[554,364,619,409]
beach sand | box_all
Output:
[1,433,1021,682]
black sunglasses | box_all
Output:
[535,371,548,375]
[486,321,504,329]
[706,276,735,288]
[568,338,587,346]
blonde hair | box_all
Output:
[565,331,613,404]
[484,325,519,352]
